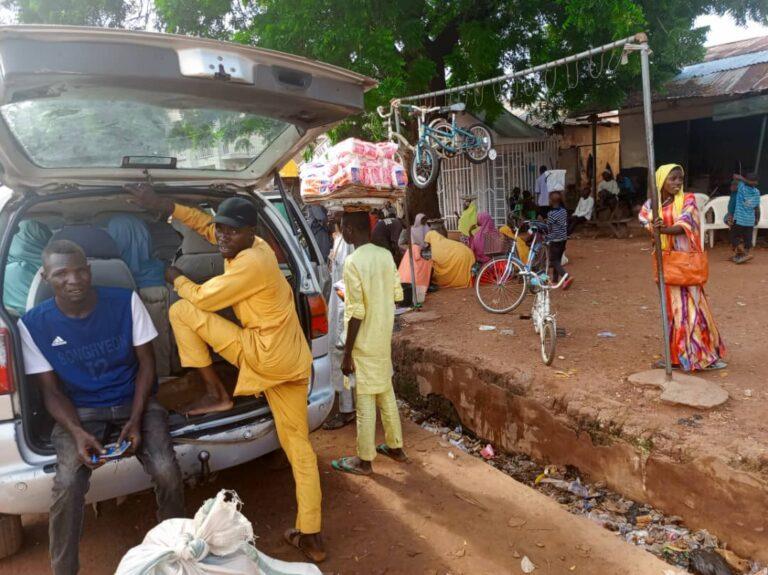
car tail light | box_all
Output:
[0,327,14,395]
[307,294,328,339]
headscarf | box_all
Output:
[106,215,166,289]
[457,200,478,237]
[655,164,686,251]
[3,220,52,315]
[410,213,430,247]
[469,212,498,263]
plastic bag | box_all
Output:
[115,490,322,575]
[546,169,566,192]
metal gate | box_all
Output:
[438,139,559,231]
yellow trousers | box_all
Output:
[169,300,322,533]
[355,386,403,462]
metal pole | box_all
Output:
[755,114,767,173]
[399,34,643,103]
[640,43,673,381]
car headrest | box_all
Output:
[50,225,120,259]
[171,220,220,255]
[26,259,137,311]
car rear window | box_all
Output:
[0,94,290,171]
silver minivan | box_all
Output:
[0,25,375,555]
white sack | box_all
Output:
[115,490,321,575]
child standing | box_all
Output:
[332,210,407,476]
[547,191,573,289]
[726,172,761,263]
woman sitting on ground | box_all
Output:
[423,228,475,289]
[469,212,501,264]
[398,213,432,304]
[638,164,726,372]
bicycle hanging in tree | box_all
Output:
[474,220,568,366]
[377,100,495,189]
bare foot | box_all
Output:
[183,394,234,416]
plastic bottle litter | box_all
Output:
[521,556,536,573]
[480,444,495,460]
[538,477,592,498]
[478,325,496,331]
[597,331,617,338]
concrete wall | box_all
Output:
[558,124,621,186]
[619,98,723,169]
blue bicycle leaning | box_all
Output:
[377,101,495,189]
[474,220,568,365]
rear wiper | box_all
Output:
[121,156,178,169]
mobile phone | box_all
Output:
[91,440,131,464]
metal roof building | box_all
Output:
[620,35,768,193]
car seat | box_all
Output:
[172,220,224,283]
[26,225,136,309]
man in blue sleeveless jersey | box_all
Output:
[18,240,184,575]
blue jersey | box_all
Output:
[21,287,141,408]
[733,181,761,227]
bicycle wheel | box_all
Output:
[428,118,457,157]
[410,145,441,189]
[541,317,557,366]
[475,257,528,313]
[463,123,494,164]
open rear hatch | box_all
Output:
[0,25,376,192]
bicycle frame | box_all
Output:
[425,114,484,157]
[497,223,546,284]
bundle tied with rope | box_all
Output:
[115,490,321,575]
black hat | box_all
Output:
[213,197,258,228]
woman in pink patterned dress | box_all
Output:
[639,164,726,372]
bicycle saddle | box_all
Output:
[438,102,466,114]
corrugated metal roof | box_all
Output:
[676,50,768,80]
[649,35,768,102]
[703,35,768,61]
[617,36,768,106]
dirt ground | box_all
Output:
[400,234,768,477]
[0,421,676,575]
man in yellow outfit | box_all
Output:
[331,211,408,475]
[126,184,326,563]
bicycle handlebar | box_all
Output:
[544,273,569,291]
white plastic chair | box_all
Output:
[693,193,709,213]
[700,196,730,249]
[752,195,768,246]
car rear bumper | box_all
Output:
[0,355,332,516]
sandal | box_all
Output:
[376,444,410,463]
[331,456,371,476]
[322,412,355,431]
[704,359,728,371]
[284,528,327,563]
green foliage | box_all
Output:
[1,0,153,28]
[151,0,768,138]
[5,0,768,139]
